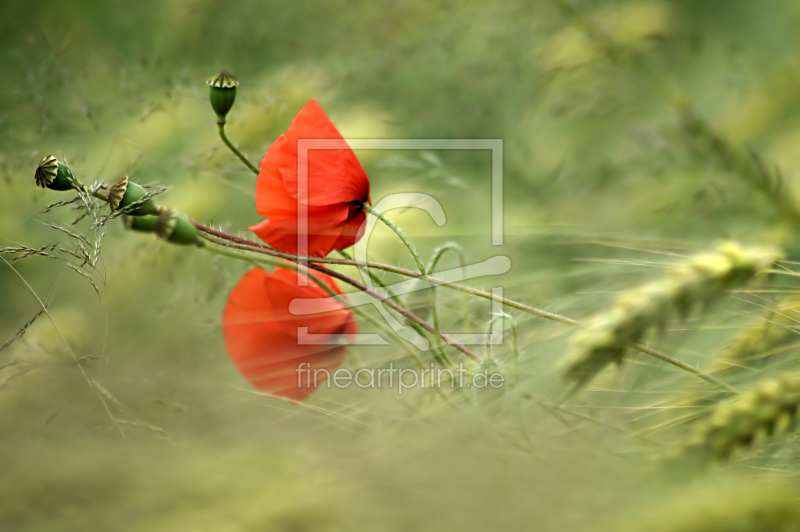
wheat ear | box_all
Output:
[680,370,800,462]
[711,296,800,373]
[564,241,780,387]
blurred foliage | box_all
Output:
[3,0,800,530]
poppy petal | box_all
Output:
[222,267,356,401]
[249,204,354,257]
[329,211,367,252]
[259,99,370,208]
[263,268,355,333]
[254,160,298,219]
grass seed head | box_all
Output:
[564,242,781,387]
[712,296,800,373]
[680,371,800,463]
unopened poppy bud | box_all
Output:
[108,176,159,216]
[122,215,158,233]
[34,155,77,191]
[155,209,202,246]
[206,71,238,122]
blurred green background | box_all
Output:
[3,0,800,530]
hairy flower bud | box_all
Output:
[155,209,202,246]
[206,71,239,122]
[108,176,159,216]
[34,155,77,191]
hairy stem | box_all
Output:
[361,203,449,365]
[201,234,481,362]
[208,243,424,365]
[217,122,259,176]
[338,249,440,368]
[193,223,734,391]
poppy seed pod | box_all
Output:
[108,176,159,216]
[206,71,238,122]
[34,155,77,191]
[122,215,159,233]
[155,209,202,246]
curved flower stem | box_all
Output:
[86,185,715,385]
[427,243,470,327]
[201,233,480,362]
[337,249,402,303]
[206,243,424,366]
[298,258,426,369]
[361,203,425,273]
[217,122,259,176]
[427,243,467,273]
[192,223,424,275]
[193,223,576,324]
[338,249,448,368]
[192,223,736,392]
[304,263,480,360]
[361,203,450,366]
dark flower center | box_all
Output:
[344,196,368,222]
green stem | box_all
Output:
[338,249,403,304]
[206,243,423,365]
[361,203,450,366]
[192,224,736,391]
[361,203,426,273]
[632,344,737,393]
[428,243,466,273]
[92,190,109,202]
[201,239,281,270]
[427,243,470,328]
[200,233,481,362]
[522,392,660,445]
[217,122,259,176]
[338,250,435,369]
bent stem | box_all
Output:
[338,249,447,368]
[206,242,424,367]
[200,233,481,362]
[362,203,425,273]
[337,249,403,304]
[361,203,450,366]
[307,263,480,361]
[217,122,259,176]
[191,223,735,391]
[297,263,427,370]
[428,243,470,327]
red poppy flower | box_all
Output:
[222,266,357,401]
[250,99,371,257]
